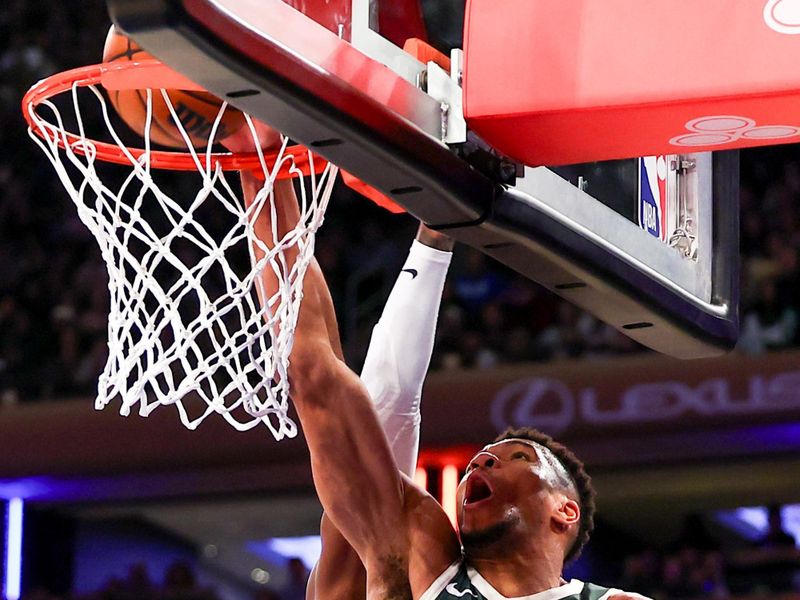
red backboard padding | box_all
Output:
[463,0,800,165]
[282,0,351,37]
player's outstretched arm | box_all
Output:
[362,224,454,473]
[243,171,456,597]
[309,224,454,600]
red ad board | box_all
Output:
[464,0,800,165]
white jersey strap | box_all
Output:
[466,568,584,600]
[419,561,463,600]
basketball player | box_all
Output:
[242,172,651,600]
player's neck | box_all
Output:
[466,539,564,597]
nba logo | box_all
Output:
[638,155,668,242]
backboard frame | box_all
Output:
[104,0,739,358]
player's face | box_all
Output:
[456,440,556,548]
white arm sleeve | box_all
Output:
[360,239,453,476]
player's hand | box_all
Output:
[221,115,282,154]
[416,223,455,252]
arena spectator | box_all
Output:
[160,560,219,600]
[738,277,798,354]
[759,505,798,550]
[620,548,660,598]
[730,506,800,594]
[452,249,507,316]
[279,557,309,600]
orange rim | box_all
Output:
[22,60,328,175]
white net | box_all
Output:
[26,81,337,437]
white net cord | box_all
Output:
[26,83,337,437]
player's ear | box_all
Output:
[552,496,580,532]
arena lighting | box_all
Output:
[0,479,50,500]
[414,467,427,490]
[717,505,800,545]
[441,465,459,526]
[246,536,322,569]
[4,498,23,600]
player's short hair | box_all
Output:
[492,427,596,564]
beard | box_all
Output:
[460,513,521,555]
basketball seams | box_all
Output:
[105,35,146,63]
[104,48,147,62]
[102,26,246,148]
[133,89,187,146]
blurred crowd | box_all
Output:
[21,558,310,600]
[620,508,800,600]
[17,510,800,600]
[3,1,800,405]
[738,151,800,355]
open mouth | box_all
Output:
[464,473,494,505]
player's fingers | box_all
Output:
[221,116,281,153]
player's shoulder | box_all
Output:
[402,474,461,596]
[403,474,460,548]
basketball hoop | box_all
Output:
[23,59,338,437]
[23,60,329,173]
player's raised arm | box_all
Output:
[362,225,454,473]
[262,176,405,546]
[243,169,450,597]
[309,224,454,600]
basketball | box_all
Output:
[102,26,246,149]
